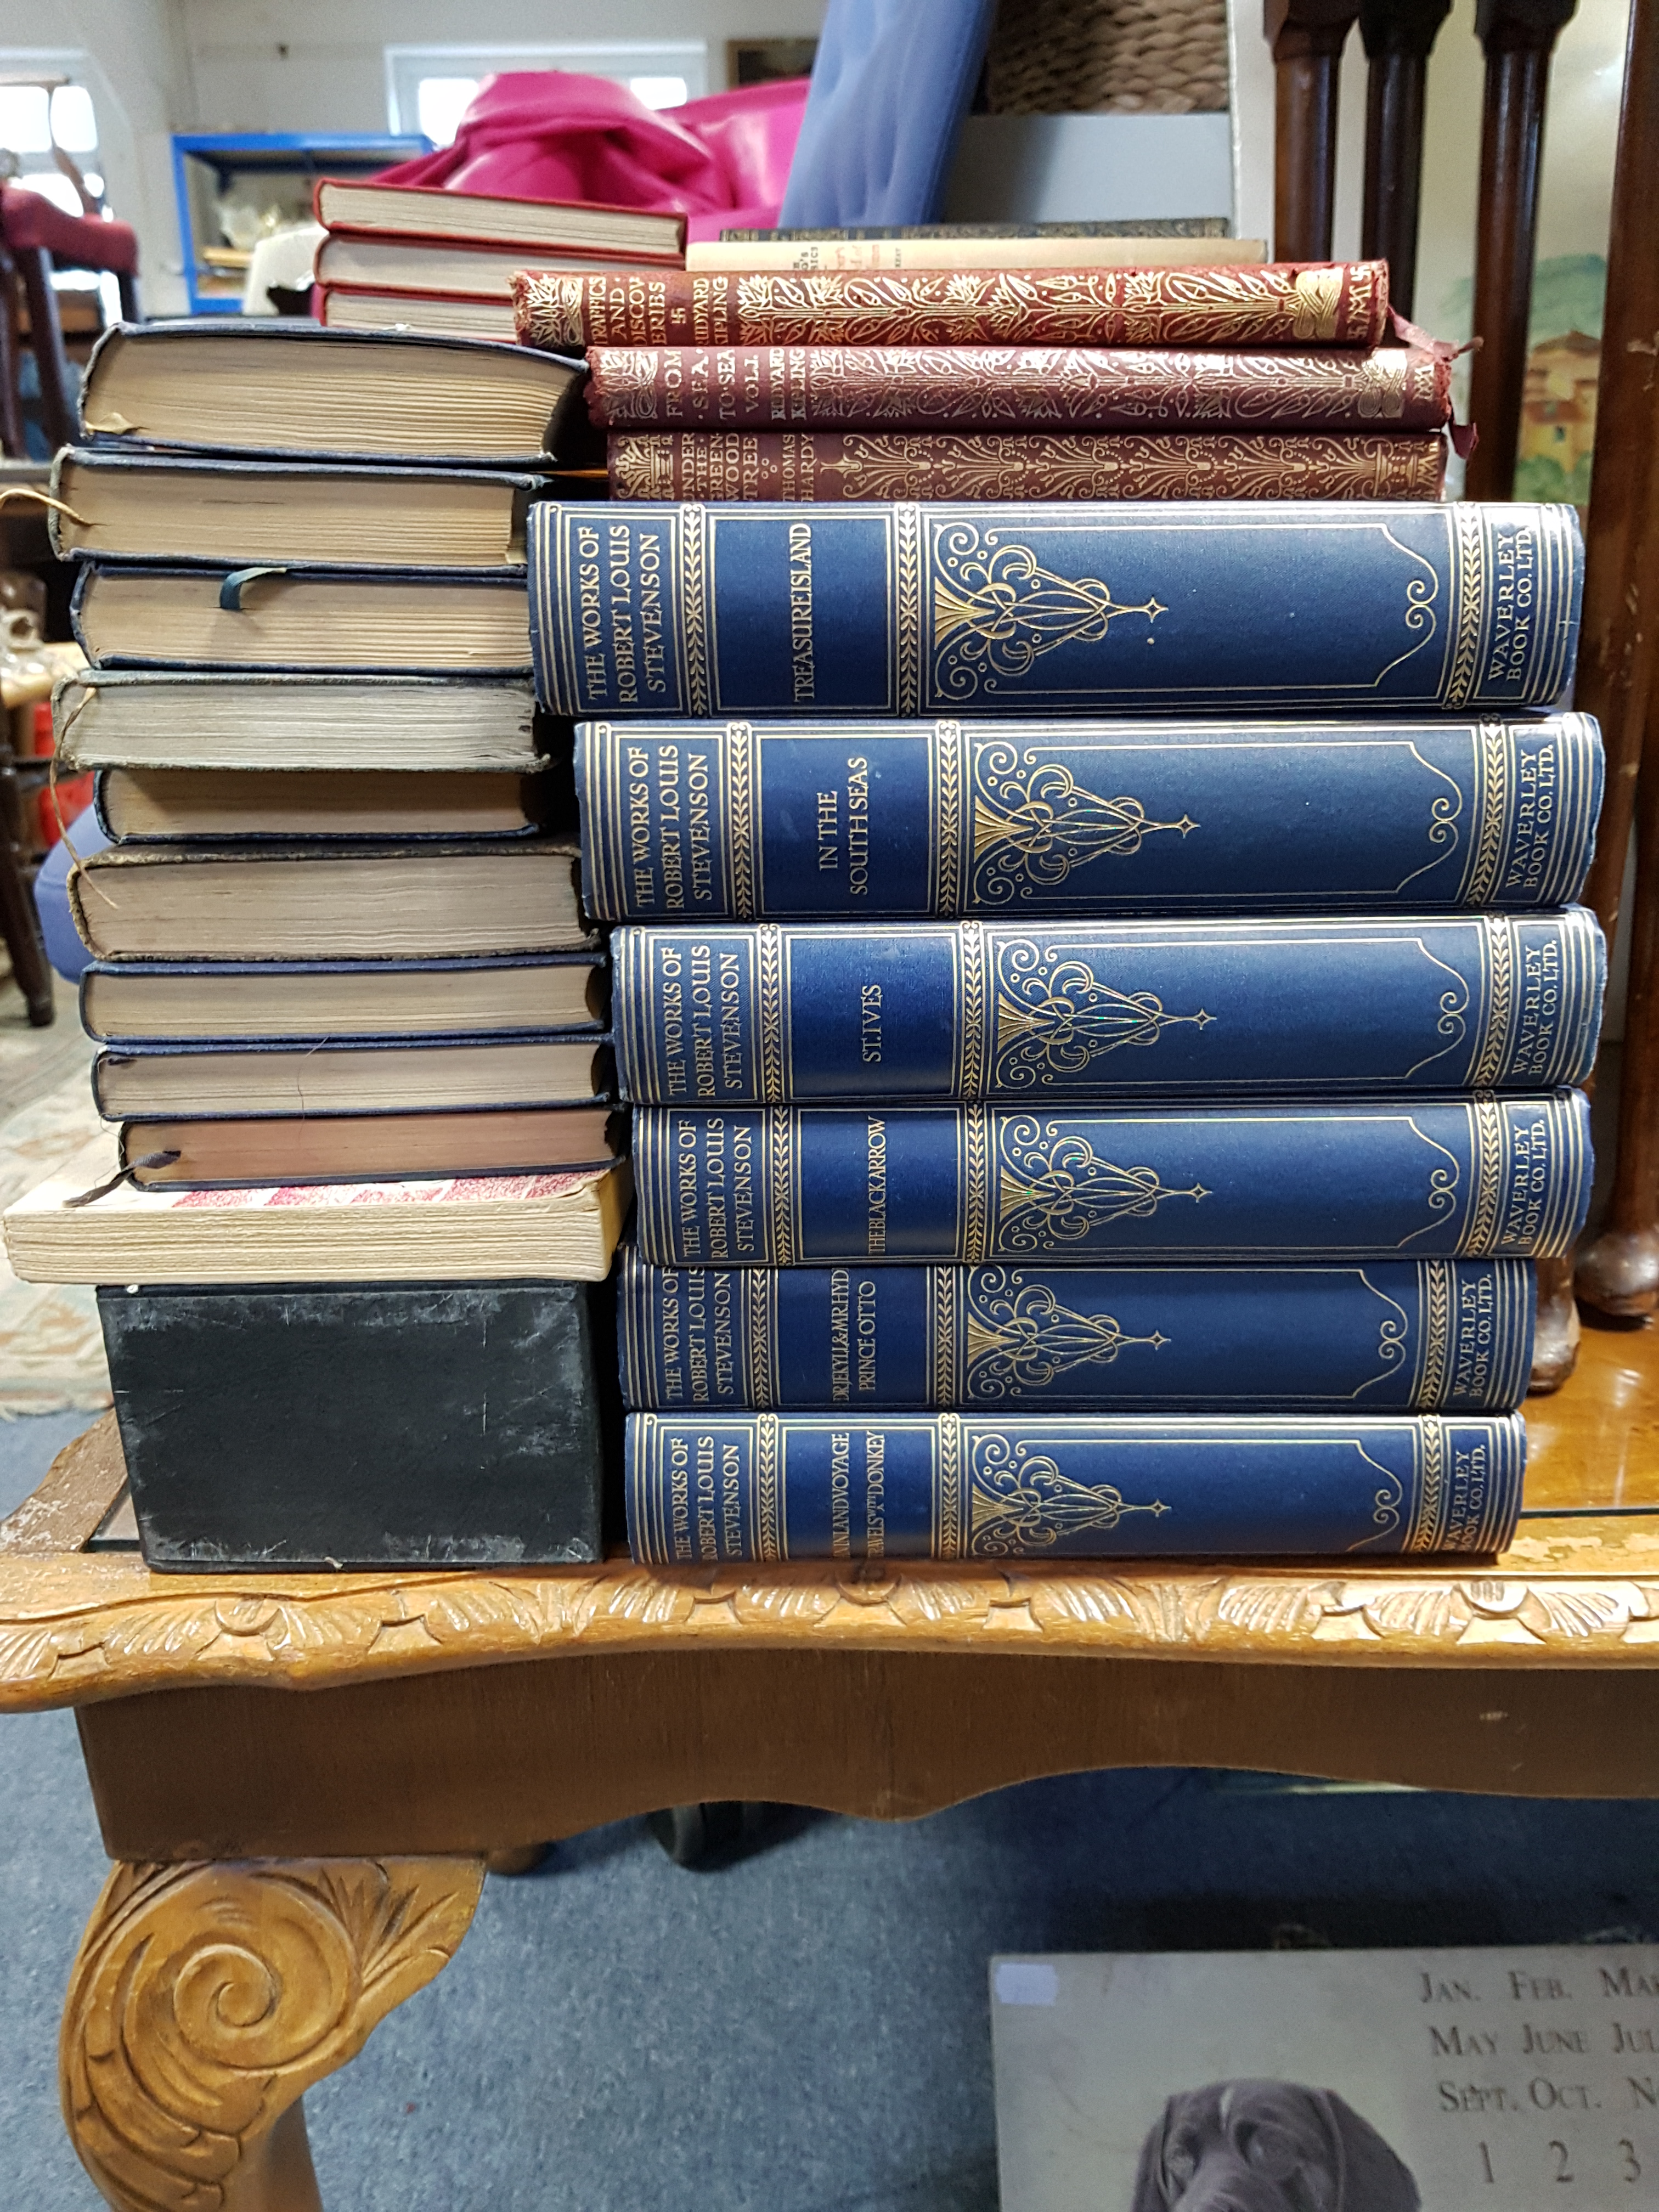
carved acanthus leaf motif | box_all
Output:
[1025,1573,1173,1637]
[60,1857,483,2212]
[1355,1582,1478,1643]
[1204,1580,1344,1639]
[9,1550,1659,1714]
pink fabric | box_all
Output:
[375,72,808,245]
[0,185,137,273]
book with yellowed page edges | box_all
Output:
[76,323,586,468]
[2,1139,630,1283]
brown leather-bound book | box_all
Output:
[515,261,1390,352]
[587,343,1451,432]
[606,428,1447,503]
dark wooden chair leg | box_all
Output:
[1526,0,1659,1371]
[115,269,140,324]
[0,805,53,1025]
[16,243,77,453]
[1265,0,1362,261]
[0,252,25,459]
[1575,0,1659,944]
[1463,0,1579,500]
[1577,715,1659,1316]
[1358,0,1452,317]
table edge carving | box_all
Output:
[6,1548,1659,1708]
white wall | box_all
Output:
[0,0,827,314]
[176,0,825,136]
[0,0,197,314]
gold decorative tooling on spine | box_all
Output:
[728,720,757,919]
[1407,1418,1447,1551]
[746,1267,775,1407]
[758,924,787,1104]
[1468,917,1516,1089]
[1462,1098,1509,1256]
[937,1412,964,1558]
[768,1112,795,1263]
[960,920,991,1097]
[1460,720,1512,906]
[933,1265,961,1406]
[934,719,965,913]
[678,505,711,715]
[967,1433,1169,1556]
[969,745,1196,906]
[1443,505,1488,708]
[1414,1260,1454,1405]
[895,504,923,713]
[755,1414,782,1561]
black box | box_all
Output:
[98,1278,608,1570]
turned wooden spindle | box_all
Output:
[1577,733,1659,1317]
[1573,0,1659,947]
[1265,0,1363,261]
[1357,0,1452,317]
[1525,0,1659,1365]
[1463,0,1579,500]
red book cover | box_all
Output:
[516,261,1391,351]
[605,428,1447,503]
[585,342,1451,432]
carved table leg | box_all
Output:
[60,1855,484,2212]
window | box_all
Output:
[386,44,710,147]
[0,54,119,316]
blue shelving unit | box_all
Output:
[171,132,431,316]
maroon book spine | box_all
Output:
[515,261,1391,352]
[586,342,1451,432]
[606,429,1448,503]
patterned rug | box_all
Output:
[0,1022,110,1417]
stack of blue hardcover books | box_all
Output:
[535,489,1605,1570]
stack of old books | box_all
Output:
[518,251,1605,1572]
[313,179,686,346]
[2,318,629,1569]
[516,245,1453,506]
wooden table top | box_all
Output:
[2,1316,1656,1712]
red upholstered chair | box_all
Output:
[0,187,139,457]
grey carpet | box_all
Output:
[4,1413,1659,2212]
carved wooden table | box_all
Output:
[3,1318,1658,2212]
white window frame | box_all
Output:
[385,43,710,143]
[0,48,120,313]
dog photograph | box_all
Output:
[1130,2079,1422,2212]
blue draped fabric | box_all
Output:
[778,0,996,229]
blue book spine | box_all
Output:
[575,713,1604,918]
[631,1093,1591,1265]
[530,500,1582,718]
[617,1252,1535,1412]
[625,1409,1526,1562]
[613,913,1602,1103]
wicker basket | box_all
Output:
[985,0,1230,115]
